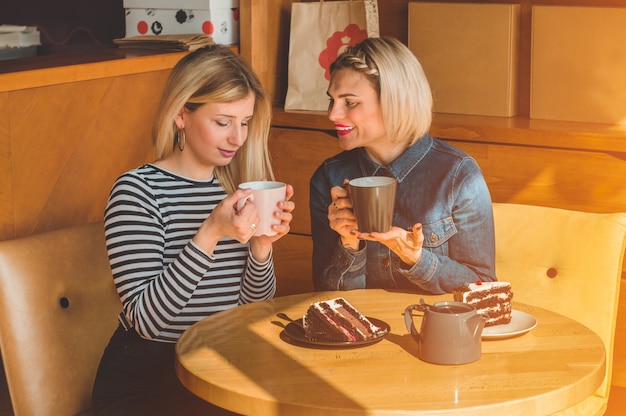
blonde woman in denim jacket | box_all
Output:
[310,37,496,294]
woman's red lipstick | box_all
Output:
[335,124,354,137]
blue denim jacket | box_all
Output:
[309,134,496,294]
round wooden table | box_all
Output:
[175,289,605,416]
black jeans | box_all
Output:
[92,325,239,416]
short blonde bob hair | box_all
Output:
[330,37,433,146]
[152,45,273,194]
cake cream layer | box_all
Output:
[454,282,513,327]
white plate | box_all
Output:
[482,310,537,340]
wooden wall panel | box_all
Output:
[447,141,626,214]
[273,234,314,296]
[269,128,341,235]
[240,0,293,106]
[2,70,169,240]
[10,80,111,237]
[0,93,13,239]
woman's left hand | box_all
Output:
[359,223,424,266]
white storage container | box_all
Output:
[123,0,239,45]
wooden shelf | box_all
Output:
[430,113,626,154]
[0,45,238,93]
[0,48,188,93]
[272,107,626,154]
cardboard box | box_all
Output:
[408,2,519,117]
[531,6,626,124]
[123,0,239,45]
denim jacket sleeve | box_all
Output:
[396,157,496,293]
[324,240,368,290]
[310,158,368,290]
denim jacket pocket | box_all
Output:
[421,217,457,255]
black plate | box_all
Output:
[283,317,390,347]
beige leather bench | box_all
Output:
[493,203,626,416]
[0,222,121,416]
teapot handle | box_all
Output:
[403,304,424,338]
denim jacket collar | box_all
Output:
[357,134,433,183]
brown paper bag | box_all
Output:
[285,0,379,111]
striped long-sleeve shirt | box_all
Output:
[104,164,276,343]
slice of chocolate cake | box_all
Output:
[302,297,385,342]
[453,281,513,327]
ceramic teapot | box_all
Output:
[404,300,485,365]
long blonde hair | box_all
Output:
[330,37,433,146]
[153,45,273,193]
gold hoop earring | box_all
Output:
[177,129,186,151]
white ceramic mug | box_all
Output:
[237,181,287,236]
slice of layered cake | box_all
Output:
[453,281,513,327]
[302,297,386,342]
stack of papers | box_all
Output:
[0,25,41,48]
[114,34,214,51]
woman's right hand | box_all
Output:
[193,189,260,252]
[328,181,361,251]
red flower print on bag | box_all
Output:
[318,23,368,81]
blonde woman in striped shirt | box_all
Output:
[92,45,294,416]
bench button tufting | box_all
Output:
[60,297,70,308]
[547,268,558,278]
